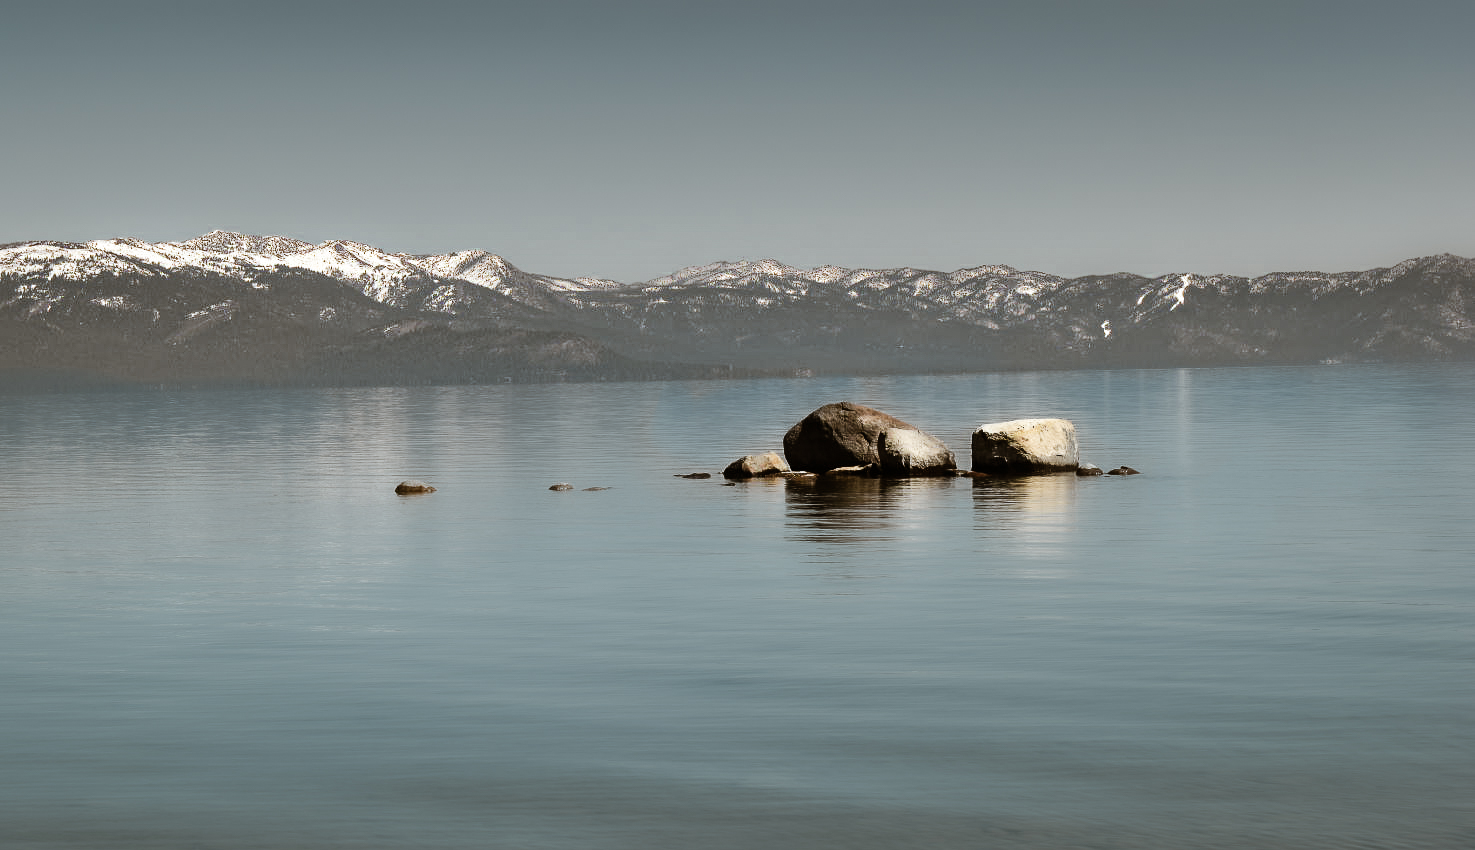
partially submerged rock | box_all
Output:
[1106,466,1141,476]
[971,418,1079,474]
[1076,463,1104,477]
[675,472,712,479]
[783,402,953,475]
[548,483,575,491]
[394,480,436,495]
[723,452,790,479]
[877,427,956,476]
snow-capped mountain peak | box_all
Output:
[7,229,1475,387]
[174,230,313,257]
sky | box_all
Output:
[3,0,1473,282]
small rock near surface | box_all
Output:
[723,452,791,479]
[1106,466,1141,476]
[1076,464,1104,477]
[394,480,436,495]
[675,472,712,479]
[548,483,575,491]
[971,418,1079,474]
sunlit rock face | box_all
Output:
[971,418,1079,474]
[877,427,956,476]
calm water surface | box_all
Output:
[2,366,1473,849]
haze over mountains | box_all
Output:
[4,231,1474,388]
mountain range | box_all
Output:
[4,230,1474,388]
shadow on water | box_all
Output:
[776,472,1080,547]
[759,471,1086,569]
[778,472,1079,524]
[782,475,927,544]
[776,476,961,582]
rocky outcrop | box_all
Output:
[783,402,952,475]
[971,418,1079,474]
[877,427,956,476]
[723,452,790,479]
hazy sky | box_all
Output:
[4,0,1472,281]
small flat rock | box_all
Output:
[823,464,879,477]
[723,452,790,479]
[1106,466,1141,476]
[583,487,611,491]
[394,480,436,495]
[675,472,712,479]
[548,483,575,491]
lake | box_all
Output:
[2,365,1472,849]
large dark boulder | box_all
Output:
[783,402,954,475]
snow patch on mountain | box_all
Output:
[87,238,193,271]
[1169,274,1193,310]
[167,301,237,345]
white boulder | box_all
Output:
[971,418,1079,474]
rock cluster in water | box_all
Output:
[719,402,1140,480]
[396,407,1140,494]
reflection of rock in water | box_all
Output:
[783,475,957,546]
[970,474,1078,554]
[969,473,1078,512]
